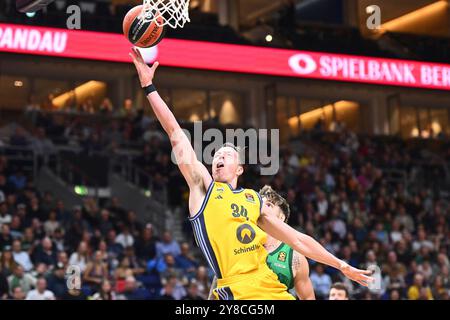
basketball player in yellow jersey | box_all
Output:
[208,185,315,300]
[130,48,373,300]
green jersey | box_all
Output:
[266,242,295,290]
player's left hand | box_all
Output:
[339,263,374,287]
[129,47,159,87]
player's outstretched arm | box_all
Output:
[130,48,211,189]
[258,212,373,287]
[293,253,315,300]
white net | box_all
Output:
[142,0,191,29]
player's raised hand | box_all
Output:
[129,47,159,87]
[339,263,374,287]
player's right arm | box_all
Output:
[258,207,373,287]
[130,48,212,195]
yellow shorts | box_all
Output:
[212,268,295,300]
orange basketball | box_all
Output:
[123,5,165,48]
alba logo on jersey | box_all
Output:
[236,224,256,244]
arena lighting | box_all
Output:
[52,81,106,109]
[293,100,359,130]
[265,34,273,42]
[25,12,36,18]
[74,185,88,196]
[376,0,449,36]
[14,80,23,87]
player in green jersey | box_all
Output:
[260,185,315,300]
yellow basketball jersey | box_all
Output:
[189,181,270,280]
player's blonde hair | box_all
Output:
[259,185,290,222]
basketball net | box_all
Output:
[142,0,191,29]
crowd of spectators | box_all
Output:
[0,149,212,300]
[1,102,450,300]
[249,128,449,300]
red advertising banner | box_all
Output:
[1,23,450,90]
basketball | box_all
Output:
[123,5,165,48]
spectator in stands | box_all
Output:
[431,275,447,300]
[328,282,350,300]
[8,170,27,192]
[310,264,332,300]
[46,262,68,299]
[115,256,134,288]
[135,224,157,262]
[0,202,12,227]
[43,210,60,237]
[0,225,13,250]
[69,241,89,273]
[123,246,145,276]
[90,279,117,300]
[412,229,435,253]
[31,127,56,164]
[163,274,186,300]
[55,200,71,229]
[116,226,134,249]
[99,98,114,115]
[159,280,175,300]
[106,229,123,262]
[0,246,17,276]
[12,239,33,272]
[407,273,433,300]
[117,276,149,300]
[9,216,23,239]
[194,266,211,299]
[116,99,135,118]
[175,242,198,279]
[83,250,109,291]
[383,266,406,297]
[10,286,25,300]
[33,237,57,268]
[156,231,181,258]
[7,264,36,295]
[394,206,414,233]
[125,210,142,238]
[26,277,55,300]
[182,281,204,300]
[29,197,45,222]
[98,209,114,235]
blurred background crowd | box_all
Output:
[0,103,448,300]
[1,0,449,301]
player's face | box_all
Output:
[212,147,243,183]
[262,198,285,221]
[329,288,348,300]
